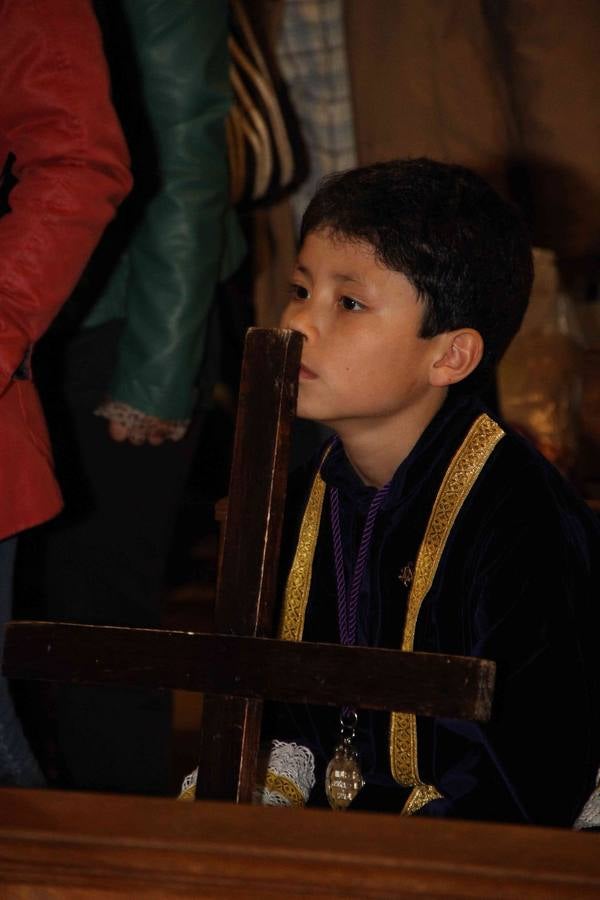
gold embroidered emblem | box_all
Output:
[398,563,414,587]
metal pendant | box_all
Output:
[325,741,364,810]
[325,708,364,810]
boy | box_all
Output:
[262,158,600,825]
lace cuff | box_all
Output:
[177,741,316,807]
[178,768,198,802]
[575,770,600,829]
[253,740,315,807]
[95,400,189,442]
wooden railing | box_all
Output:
[1,788,599,898]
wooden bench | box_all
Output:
[1,787,599,898]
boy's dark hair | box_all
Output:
[301,158,533,389]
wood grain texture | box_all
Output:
[1,788,599,898]
[215,327,301,636]
[3,622,495,721]
[198,327,302,801]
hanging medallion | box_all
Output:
[325,709,364,810]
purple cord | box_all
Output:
[330,478,390,721]
[330,480,391,648]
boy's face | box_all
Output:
[280,229,443,432]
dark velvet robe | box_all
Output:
[266,394,600,825]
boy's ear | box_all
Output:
[429,329,484,387]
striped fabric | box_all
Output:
[276,0,357,230]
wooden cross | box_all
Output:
[3,328,495,803]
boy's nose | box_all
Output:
[281,303,318,342]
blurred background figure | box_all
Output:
[16,0,245,795]
[0,0,131,785]
[257,0,600,485]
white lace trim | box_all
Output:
[254,740,315,807]
[181,755,600,822]
[574,769,600,829]
[177,741,315,807]
[95,399,189,442]
[179,767,198,800]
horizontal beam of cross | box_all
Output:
[3,621,495,721]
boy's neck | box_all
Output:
[333,389,448,488]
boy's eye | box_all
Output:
[288,283,310,301]
[339,295,365,312]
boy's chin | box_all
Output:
[295,410,323,425]
[294,406,334,430]
[294,399,316,421]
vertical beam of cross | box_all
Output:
[195,328,302,801]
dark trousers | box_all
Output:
[0,537,45,787]
[18,321,206,795]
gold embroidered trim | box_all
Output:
[403,783,446,816]
[391,413,504,813]
[178,782,196,802]
[279,453,330,640]
[264,771,306,807]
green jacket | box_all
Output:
[85,0,245,420]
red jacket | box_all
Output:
[0,0,131,540]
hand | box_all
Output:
[95,400,188,445]
[108,419,177,446]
